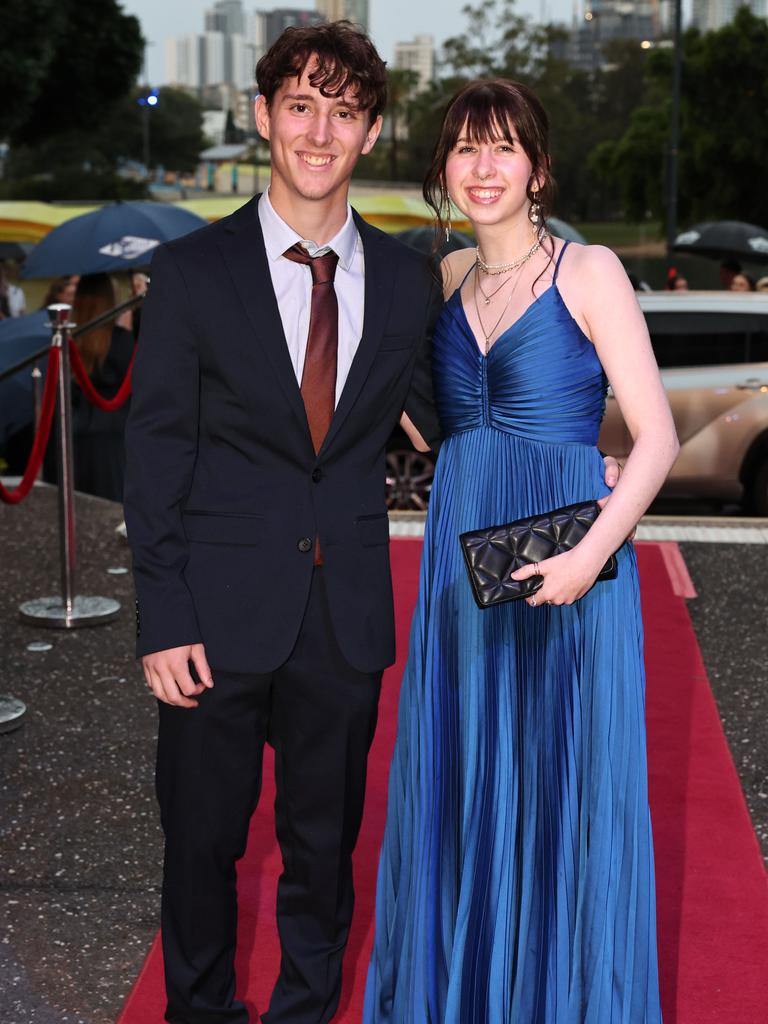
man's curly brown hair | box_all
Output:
[256,21,388,125]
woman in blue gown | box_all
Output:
[364,79,678,1023]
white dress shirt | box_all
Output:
[8,283,26,317]
[258,189,365,408]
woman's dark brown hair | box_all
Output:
[256,20,388,125]
[41,276,76,308]
[424,79,556,243]
[73,273,117,376]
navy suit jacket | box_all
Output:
[124,195,442,673]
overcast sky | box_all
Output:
[120,0,580,84]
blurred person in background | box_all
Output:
[130,270,149,339]
[0,261,26,318]
[666,266,688,291]
[41,274,132,496]
[40,274,78,309]
[719,259,742,289]
[70,273,134,501]
[756,276,768,293]
[730,272,756,292]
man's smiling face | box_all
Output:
[256,57,382,206]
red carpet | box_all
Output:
[118,542,768,1024]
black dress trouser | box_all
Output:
[156,568,383,1024]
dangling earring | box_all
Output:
[529,188,541,226]
[443,192,453,242]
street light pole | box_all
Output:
[137,88,158,180]
[666,0,683,265]
[142,101,150,174]
[138,40,156,181]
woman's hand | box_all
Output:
[510,546,607,608]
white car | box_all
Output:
[599,291,768,513]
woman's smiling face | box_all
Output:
[444,120,536,230]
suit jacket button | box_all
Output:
[312,468,322,483]
[297,537,312,553]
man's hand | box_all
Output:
[142,643,214,708]
[598,455,637,541]
[602,453,621,490]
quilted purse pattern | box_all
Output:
[459,499,618,609]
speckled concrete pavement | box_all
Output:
[681,542,768,864]
[0,488,766,1023]
[1,486,160,1024]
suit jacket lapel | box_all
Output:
[216,196,312,443]
[319,212,395,456]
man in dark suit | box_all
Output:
[124,22,440,1024]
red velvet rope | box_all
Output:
[68,337,135,411]
[0,346,61,505]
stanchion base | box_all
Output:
[0,695,27,734]
[19,595,121,629]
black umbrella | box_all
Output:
[395,226,475,259]
[672,221,768,264]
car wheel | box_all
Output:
[748,459,768,517]
[386,449,435,511]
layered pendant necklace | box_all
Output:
[473,230,548,353]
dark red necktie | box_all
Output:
[282,243,340,454]
[283,243,339,564]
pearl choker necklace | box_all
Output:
[476,231,548,276]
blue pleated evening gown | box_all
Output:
[364,242,663,1023]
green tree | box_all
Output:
[385,68,420,181]
[680,6,768,223]
[104,87,208,173]
[0,0,62,141]
[3,0,143,146]
[606,7,768,225]
[1,0,145,199]
[224,109,245,146]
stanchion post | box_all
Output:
[54,305,78,615]
[18,304,121,629]
[32,362,43,480]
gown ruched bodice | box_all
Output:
[434,285,606,445]
[365,242,662,1024]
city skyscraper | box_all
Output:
[315,0,370,31]
[205,0,246,35]
[394,34,435,93]
[164,33,202,89]
[262,8,327,48]
[563,0,661,72]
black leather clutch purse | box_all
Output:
[459,499,618,609]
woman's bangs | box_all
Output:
[447,91,518,149]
